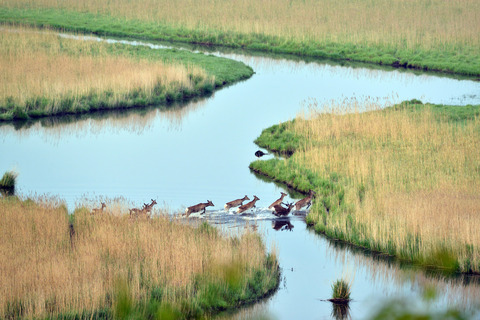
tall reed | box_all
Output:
[0,27,214,119]
[0,197,277,318]
[296,102,480,271]
[2,0,478,52]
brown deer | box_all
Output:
[91,202,106,215]
[272,202,295,217]
[185,200,214,217]
[294,190,316,211]
[224,195,250,210]
[237,195,260,214]
[268,192,287,209]
[143,199,157,214]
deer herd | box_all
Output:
[90,190,315,219]
[185,190,315,217]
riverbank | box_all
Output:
[0,196,279,319]
[0,26,253,122]
[0,4,479,77]
[250,100,480,274]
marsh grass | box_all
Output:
[0,197,278,318]
[1,0,479,75]
[0,26,252,121]
[251,101,480,272]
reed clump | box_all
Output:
[0,26,217,121]
[331,279,351,301]
[251,101,480,273]
[0,197,278,318]
[0,170,17,189]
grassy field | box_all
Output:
[251,100,480,273]
[0,196,279,319]
[0,26,253,121]
[0,0,479,75]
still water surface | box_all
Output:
[1,34,480,319]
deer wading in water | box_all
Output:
[237,195,260,214]
[91,202,106,215]
[294,190,316,211]
[268,192,287,209]
[185,200,214,217]
[224,195,250,210]
[272,202,294,217]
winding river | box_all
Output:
[1,33,480,319]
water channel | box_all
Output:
[1,33,480,319]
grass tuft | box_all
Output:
[331,279,351,301]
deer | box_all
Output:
[268,192,287,209]
[185,200,214,217]
[272,202,295,217]
[294,190,316,211]
[143,199,157,214]
[237,195,260,214]
[224,195,250,210]
[91,202,106,215]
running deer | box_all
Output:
[268,192,287,209]
[185,200,214,217]
[237,195,260,214]
[224,195,250,210]
[91,202,106,215]
[294,190,316,211]
[272,202,294,217]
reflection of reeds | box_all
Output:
[331,302,351,320]
[0,197,278,318]
[3,0,478,52]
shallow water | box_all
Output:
[1,33,480,319]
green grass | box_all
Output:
[1,7,479,76]
[250,101,480,273]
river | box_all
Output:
[1,34,480,319]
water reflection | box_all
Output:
[318,227,480,308]
[272,218,294,232]
[331,302,351,320]
[0,98,209,137]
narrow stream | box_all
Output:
[1,33,480,319]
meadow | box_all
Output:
[0,196,279,319]
[251,101,480,273]
[1,0,479,75]
[0,26,253,121]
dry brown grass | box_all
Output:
[292,101,480,270]
[0,27,211,107]
[2,0,479,51]
[0,197,271,318]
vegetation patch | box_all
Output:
[250,100,480,274]
[0,1,479,76]
[0,26,253,122]
[0,197,279,319]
